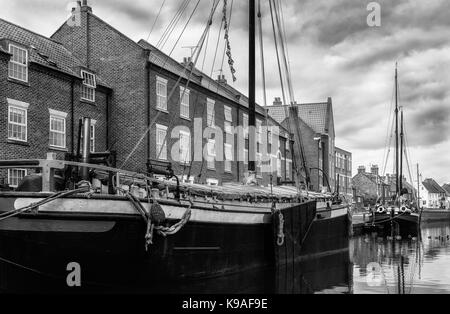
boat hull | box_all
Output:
[0,195,349,293]
[367,212,420,237]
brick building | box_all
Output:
[352,165,415,205]
[334,147,352,199]
[0,17,110,187]
[49,1,293,186]
[267,97,336,193]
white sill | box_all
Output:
[156,107,169,114]
[49,146,68,152]
[180,116,191,121]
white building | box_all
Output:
[419,178,447,209]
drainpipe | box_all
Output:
[144,49,151,171]
[81,117,91,180]
[71,79,75,156]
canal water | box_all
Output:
[307,221,450,294]
[2,222,450,294]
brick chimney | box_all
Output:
[216,74,227,85]
[181,57,194,68]
[358,166,366,174]
[371,165,379,176]
[273,97,282,106]
[81,0,92,12]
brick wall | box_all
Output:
[0,52,108,185]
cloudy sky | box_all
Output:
[2,0,449,184]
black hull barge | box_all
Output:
[0,159,350,293]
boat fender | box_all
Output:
[376,206,386,214]
[150,203,166,225]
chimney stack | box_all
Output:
[80,0,92,13]
[358,166,366,174]
[273,97,282,106]
[217,74,227,85]
[371,165,379,176]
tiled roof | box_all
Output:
[442,184,450,196]
[0,18,110,88]
[0,18,83,77]
[423,178,446,194]
[138,39,266,115]
[267,102,330,134]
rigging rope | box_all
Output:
[146,0,167,42]
[121,0,220,169]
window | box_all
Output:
[286,159,292,179]
[156,124,168,160]
[243,113,249,139]
[207,98,215,127]
[81,70,96,102]
[180,86,190,119]
[224,106,232,122]
[156,77,168,111]
[206,178,219,186]
[8,168,27,188]
[268,126,273,145]
[8,44,28,82]
[256,120,262,144]
[244,149,248,165]
[207,139,216,170]
[7,99,29,142]
[277,151,282,177]
[179,130,191,163]
[256,153,262,175]
[49,109,67,149]
[224,143,233,173]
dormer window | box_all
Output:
[81,70,96,102]
[8,44,28,82]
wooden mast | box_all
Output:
[395,63,399,198]
[400,108,404,194]
[248,0,256,173]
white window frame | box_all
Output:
[244,148,248,165]
[277,151,282,177]
[224,143,233,173]
[156,76,168,111]
[179,130,191,164]
[81,70,96,102]
[243,113,249,139]
[8,168,27,188]
[156,124,168,160]
[256,119,262,144]
[49,109,67,149]
[206,178,219,186]
[179,86,190,119]
[224,105,233,122]
[7,98,29,142]
[207,138,216,170]
[286,159,292,179]
[207,98,215,127]
[8,44,28,82]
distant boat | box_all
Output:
[367,64,419,237]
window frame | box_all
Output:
[156,124,168,161]
[80,70,96,102]
[243,113,249,139]
[8,44,28,82]
[207,138,216,170]
[224,143,233,173]
[7,168,27,188]
[156,76,168,111]
[49,109,67,149]
[179,130,191,164]
[7,99,29,142]
[179,86,190,119]
[206,98,215,127]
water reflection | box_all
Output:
[352,221,450,294]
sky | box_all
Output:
[1,0,449,184]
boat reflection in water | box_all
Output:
[352,222,450,294]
